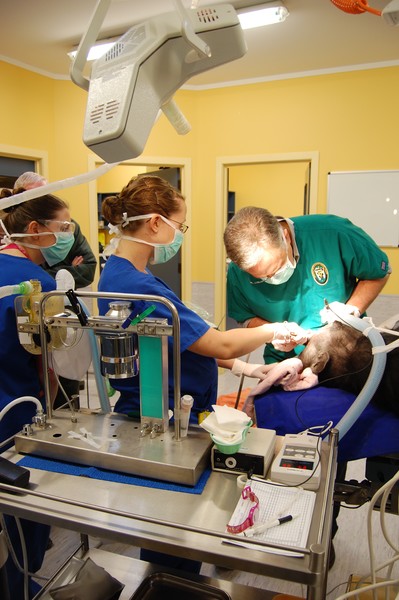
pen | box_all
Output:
[244,514,298,537]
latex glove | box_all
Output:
[271,322,311,352]
[231,359,273,379]
[320,301,361,325]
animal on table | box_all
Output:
[298,320,399,417]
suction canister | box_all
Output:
[100,301,138,379]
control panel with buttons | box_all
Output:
[270,433,321,490]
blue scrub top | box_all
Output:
[98,255,218,419]
[0,254,56,444]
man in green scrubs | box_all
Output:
[225,207,391,364]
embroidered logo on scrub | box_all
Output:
[311,262,329,285]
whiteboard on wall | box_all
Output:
[327,170,399,247]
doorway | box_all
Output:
[215,152,319,330]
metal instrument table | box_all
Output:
[0,430,338,600]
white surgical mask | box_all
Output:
[115,213,184,264]
[262,256,296,285]
[251,236,296,286]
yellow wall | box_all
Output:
[228,162,310,217]
[0,61,398,293]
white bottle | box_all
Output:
[180,395,194,438]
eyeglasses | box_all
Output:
[39,220,76,234]
[167,218,189,234]
[249,247,289,285]
[226,486,259,534]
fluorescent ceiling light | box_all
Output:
[68,39,117,61]
[68,2,290,62]
[237,2,289,30]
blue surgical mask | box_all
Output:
[40,232,74,266]
[119,213,184,264]
[150,226,183,264]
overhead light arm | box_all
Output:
[173,0,211,58]
[70,0,112,91]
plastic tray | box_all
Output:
[129,572,232,600]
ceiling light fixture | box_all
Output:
[237,1,289,30]
[68,39,118,62]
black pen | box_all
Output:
[244,514,298,537]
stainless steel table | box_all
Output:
[0,430,338,600]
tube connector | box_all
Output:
[140,422,151,437]
[150,423,161,438]
[32,409,47,428]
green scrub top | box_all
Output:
[226,214,390,363]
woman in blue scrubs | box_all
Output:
[98,175,307,574]
[0,186,74,599]
[98,175,306,422]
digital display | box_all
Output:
[280,459,314,471]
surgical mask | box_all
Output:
[0,218,73,259]
[117,213,184,264]
[263,256,296,285]
[40,231,74,266]
[252,237,296,286]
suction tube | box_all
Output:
[334,315,386,439]
[0,162,119,212]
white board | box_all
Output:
[327,170,399,247]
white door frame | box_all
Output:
[88,155,192,302]
[214,151,319,329]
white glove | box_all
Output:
[320,301,361,325]
[271,322,311,352]
[231,359,272,379]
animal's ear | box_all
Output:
[308,351,330,374]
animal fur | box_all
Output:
[298,320,399,416]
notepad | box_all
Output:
[225,480,316,553]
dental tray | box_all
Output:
[129,572,232,600]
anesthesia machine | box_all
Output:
[13,286,212,486]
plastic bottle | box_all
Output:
[180,395,194,438]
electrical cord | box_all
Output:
[15,517,29,600]
[343,468,399,598]
[334,577,399,600]
[0,514,50,600]
[292,357,374,434]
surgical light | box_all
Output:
[237,1,289,30]
[70,0,247,163]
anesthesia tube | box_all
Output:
[0,281,33,299]
[334,315,386,439]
